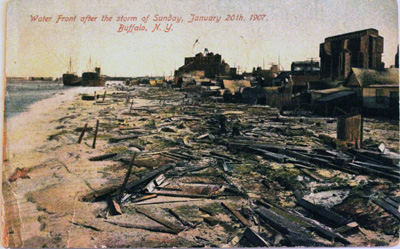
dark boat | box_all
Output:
[81,57,105,87]
[82,67,105,87]
[63,58,81,86]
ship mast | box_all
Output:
[68,57,72,73]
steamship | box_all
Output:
[62,58,81,86]
[81,57,105,87]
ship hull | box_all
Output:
[63,73,82,86]
[82,72,105,87]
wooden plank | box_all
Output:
[104,220,178,234]
[221,202,252,227]
[285,149,312,162]
[131,194,158,203]
[242,227,270,247]
[372,198,400,221]
[255,207,311,236]
[248,147,286,163]
[295,198,351,227]
[348,163,400,181]
[126,164,174,193]
[167,208,196,228]
[136,208,184,232]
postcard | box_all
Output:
[1,0,399,248]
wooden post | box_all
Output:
[118,152,137,202]
[92,120,99,149]
[102,91,106,102]
[126,94,130,104]
[94,91,97,101]
[77,123,88,143]
[129,99,134,113]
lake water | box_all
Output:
[5,80,67,118]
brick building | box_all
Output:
[320,29,384,81]
[175,50,231,78]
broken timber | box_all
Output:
[242,227,270,247]
[221,202,252,227]
[167,208,196,228]
[295,197,352,227]
[135,207,184,233]
[88,153,118,161]
[105,220,178,234]
[118,152,137,201]
[126,164,174,193]
[372,198,400,221]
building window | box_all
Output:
[376,89,384,103]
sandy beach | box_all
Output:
[2,85,399,248]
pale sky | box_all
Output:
[5,0,399,78]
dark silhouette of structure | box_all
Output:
[175,49,231,78]
[320,29,384,81]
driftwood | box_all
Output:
[221,202,252,227]
[295,197,351,227]
[109,135,138,143]
[136,207,184,233]
[131,194,158,203]
[79,164,173,202]
[126,164,174,193]
[255,207,310,236]
[104,220,178,234]
[248,147,286,163]
[242,227,270,247]
[291,210,351,245]
[69,221,102,232]
[372,198,400,221]
[88,153,118,161]
[167,208,196,228]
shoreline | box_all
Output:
[1,85,399,248]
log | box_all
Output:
[221,202,252,227]
[136,207,184,232]
[104,220,178,234]
[88,153,118,161]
